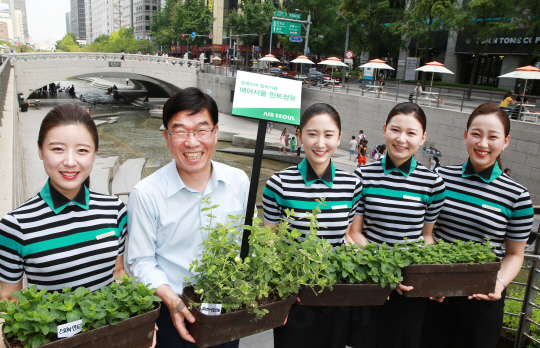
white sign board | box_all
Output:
[200,303,223,316]
[363,67,374,80]
[405,58,418,81]
[57,319,83,338]
[232,71,302,125]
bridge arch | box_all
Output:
[12,52,201,98]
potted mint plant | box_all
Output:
[396,239,501,297]
[1,274,161,348]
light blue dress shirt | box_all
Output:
[127,160,250,295]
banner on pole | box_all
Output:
[232,71,302,125]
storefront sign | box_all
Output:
[456,30,540,55]
[232,71,301,125]
[363,67,374,80]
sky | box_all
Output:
[26,0,70,43]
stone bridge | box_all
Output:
[10,52,205,97]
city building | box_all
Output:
[122,0,133,29]
[13,0,27,42]
[65,12,71,34]
[132,0,161,40]
[70,0,86,40]
[0,1,13,43]
[12,8,22,42]
[0,20,8,41]
[84,0,92,43]
[88,0,123,42]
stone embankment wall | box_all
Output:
[199,74,540,202]
[0,64,27,217]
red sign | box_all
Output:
[209,33,213,40]
[345,50,354,59]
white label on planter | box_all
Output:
[482,204,501,212]
[57,319,83,338]
[200,303,222,316]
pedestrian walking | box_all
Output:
[126,78,130,86]
[357,139,368,166]
[290,137,297,153]
[421,102,533,348]
[264,103,362,348]
[279,129,288,155]
[409,82,423,102]
[349,136,358,161]
[267,121,273,133]
[347,102,445,348]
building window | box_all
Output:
[145,5,150,10]
[146,25,150,30]
[145,15,150,20]
[152,6,157,10]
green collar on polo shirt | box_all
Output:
[40,179,90,214]
[382,155,416,178]
[298,158,335,188]
[462,159,502,183]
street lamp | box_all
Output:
[335,9,350,76]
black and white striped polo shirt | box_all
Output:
[434,160,534,258]
[0,180,127,292]
[263,158,362,246]
[354,155,446,247]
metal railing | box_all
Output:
[0,59,11,127]
[9,52,202,67]
[502,233,540,347]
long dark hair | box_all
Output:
[466,102,510,169]
[38,103,99,188]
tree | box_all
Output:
[175,0,215,47]
[340,0,405,59]
[394,0,457,84]
[226,0,276,47]
[512,0,540,65]
[453,0,514,97]
[56,33,80,52]
[280,0,344,57]
[150,0,177,49]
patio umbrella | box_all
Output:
[291,55,314,75]
[415,61,454,92]
[498,65,540,118]
[317,57,348,85]
[422,146,442,158]
[359,58,395,85]
[258,54,280,70]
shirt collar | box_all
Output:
[462,158,502,183]
[297,158,335,187]
[166,160,230,197]
[40,179,89,214]
[381,155,416,177]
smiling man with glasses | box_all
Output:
[127,88,249,348]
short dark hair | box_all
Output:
[386,102,427,132]
[359,130,363,133]
[162,88,218,129]
[300,103,341,133]
[504,168,511,174]
[352,135,355,139]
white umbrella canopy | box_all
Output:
[212,56,222,61]
[498,66,540,117]
[359,58,395,70]
[415,61,454,91]
[317,57,348,67]
[258,54,280,62]
[291,55,315,64]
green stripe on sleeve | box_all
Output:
[0,234,22,253]
[512,206,534,218]
[263,187,351,210]
[428,191,446,205]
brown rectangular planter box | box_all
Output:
[297,284,393,306]
[401,262,502,298]
[3,303,160,348]
[182,286,296,348]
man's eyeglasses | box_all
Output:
[165,125,216,140]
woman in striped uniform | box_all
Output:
[0,104,128,299]
[263,103,362,348]
[346,102,446,348]
[421,102,534,348]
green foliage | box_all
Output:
[326,242,409,289]
[226,0,276,47]
[503,288,540,347]
[55,33,81,52]
[186,198,336,320]
[0,274,161,348]
[393,239,497,265]
[0,41,35,53]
